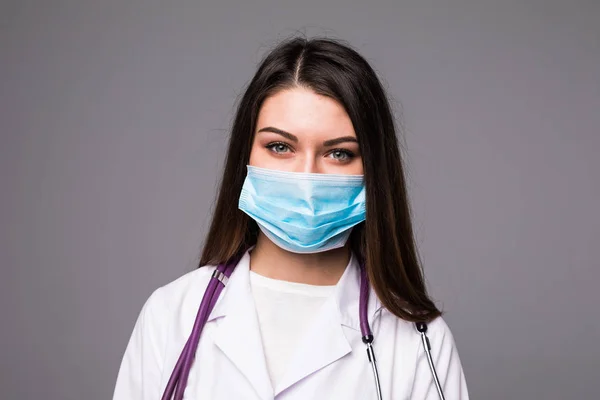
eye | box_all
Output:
[265,142,292,154]
[327,149,355,162]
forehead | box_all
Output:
[256,87,356,138]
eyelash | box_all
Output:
[265,142,356,161]
[265,142,292,153]
[328,148,355,161]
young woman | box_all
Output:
[113,37,469,399]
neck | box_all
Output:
[249,232,350,285]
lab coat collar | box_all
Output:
[335,251,384,333]
[208,249,383,330]
[206,249,383,397]
[208,250,273,400]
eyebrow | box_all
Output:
[257,126,358,147]
[257,127,298,142]
[323,136,358,147]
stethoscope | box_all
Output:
[161,257,446,400]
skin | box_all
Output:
[248,87,363,285]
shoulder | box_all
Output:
[142,265,218,320]
[378,312,469,398]
[124,265,219,363]
[408,315,459,354]
[114,265,219,399]
[420,316,462,360]
[377,311,461,363]
[378,309,456,342]
[392,315,469,399]
[421,315,456,343]
[153,265,217,301]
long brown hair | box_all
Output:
[199,37,441,323]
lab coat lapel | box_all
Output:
[275,253,371,394]
[275,295,352,394]
[211,253,273,400]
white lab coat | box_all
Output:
[113,250,469,399]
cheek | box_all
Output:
[248,140,275,168]
[349,160,364,175]
[248,141,260,166]
[328,157,364,175]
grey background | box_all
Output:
[1,0,598,399]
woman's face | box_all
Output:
[249,87,363,175]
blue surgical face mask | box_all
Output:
[238,165,366,254]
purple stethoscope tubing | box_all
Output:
[161,261,444,400]
[161,261,236,400]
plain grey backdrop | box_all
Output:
[1,0,598,399]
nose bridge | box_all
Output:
[301,156,315,173]
[290,139,321,174]
[299,150,319,174]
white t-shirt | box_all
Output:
[249,271,336,390]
